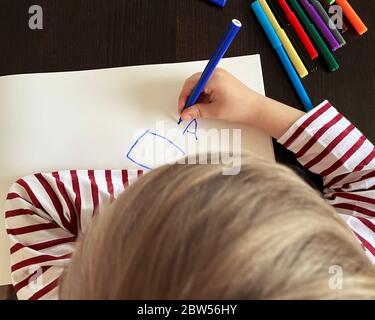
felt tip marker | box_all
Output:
[252,1,313,111]
[310,0,346,47]
[258,0,308,78]
[267,0,317,73]
[209,0,227,7]
[335,0,367,35]
[178,19,241,124]
[277,0,318,60]
[288,0,339,71]
[300,0,340,52]
[321,1,349,34]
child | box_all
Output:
[5,69,375,300]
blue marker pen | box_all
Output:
[251,1,313,112]
[209,0,227,7]
[178,19,241,124]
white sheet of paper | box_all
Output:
[0,54,273,284]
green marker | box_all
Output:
[288,0,339,72]
[326,0,335,5]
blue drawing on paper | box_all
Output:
[126,129,186,170]
[182,119,198,140]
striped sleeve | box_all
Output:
[4,169,143,300]
[278,100,375,264]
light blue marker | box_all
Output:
[251,1,313,112]
[178,19,242,124]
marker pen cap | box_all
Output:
[209,0,227,7]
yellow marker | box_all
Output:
[259,0,308,78]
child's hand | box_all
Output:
[178,68,264,125]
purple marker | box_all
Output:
[300,0,340,52]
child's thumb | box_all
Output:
[180,103,208,121]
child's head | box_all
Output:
[60,155,375,299]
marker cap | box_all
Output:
[209,0,227,8]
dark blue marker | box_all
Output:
[178,19,242,124]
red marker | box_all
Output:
[277,0,318,60]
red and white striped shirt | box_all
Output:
[4,101,375,300]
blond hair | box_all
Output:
[60,155,375,299]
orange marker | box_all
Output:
[335,0,367,35]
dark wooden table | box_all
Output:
[1,0,374,177]
[0,0,374,299]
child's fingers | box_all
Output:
[178,89,192,112]
[178,73,202,112]
[180,103,210,121]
